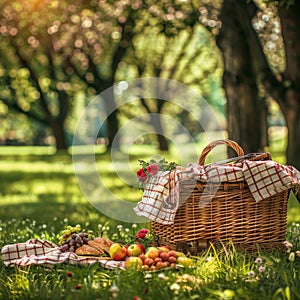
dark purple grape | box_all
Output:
[65,238,73,244]
[59,244,69,252]
[75,236,83,244]
[69,239,76,246]
[76,242,82,248]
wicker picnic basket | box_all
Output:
[151,139,290,254]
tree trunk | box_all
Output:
[98,81,120,150]
[216,0,265,155]
[50,120,67,150]
[284,93,300,167]
[150,113,169,151]
[248,0,300,168]
[104,86,120,150]
[276,3,300,168]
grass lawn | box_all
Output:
[0,142,300,300]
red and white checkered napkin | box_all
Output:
[134,164,245,224]
[242,160,300,202]
[1,239,125,269]
[133,169,181,225]
[134,160,300,225]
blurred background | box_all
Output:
[0,0,299,224]
[1,1,298,162]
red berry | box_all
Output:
[66,271,73,277]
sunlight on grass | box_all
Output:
[0,137,299,226]
[0,141,300,300]
[288,193,300,223]
[0,145,57,155]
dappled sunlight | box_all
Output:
[0,144,300,299]
[288,193,300,223]
[0,148,143,225]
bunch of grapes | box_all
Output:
[57,224,93,253]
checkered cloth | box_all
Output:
[1,239,125,269]
[243,160,300,201]
[134,160,300,225]
[133,169,181,224]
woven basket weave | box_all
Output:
[151,139,290,254]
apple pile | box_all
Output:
[109,243,194,271]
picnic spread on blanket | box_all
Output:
[2,139,300,266]
[1,238,125,269]
[1,236,192,270]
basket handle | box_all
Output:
[198,139,244,165]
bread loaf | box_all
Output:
[75,244,103,256]
[75,237,114,256]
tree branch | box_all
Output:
[12,43,54,120]
[278,1,300,83]
[237,1,287,104]
[1,96,48,125]
[167,27,195,80]
[140,98,152,114]
[45,35,70,123]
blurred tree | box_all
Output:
[0,0,82,150]
[201,0,300,167]
[216,0,266,154]
[67,1,224,151]
[0,0,141,150]
[117,13,224,151]
[56,0,140,150]
[0,0,224,152]
[258,0,300,167]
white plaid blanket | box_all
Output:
[134,160,300,225]
[1,239,125,269]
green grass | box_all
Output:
[0,142,300,300]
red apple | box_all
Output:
[125,257,143,270]
[109,243,127,261]
[127,243,145,257]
